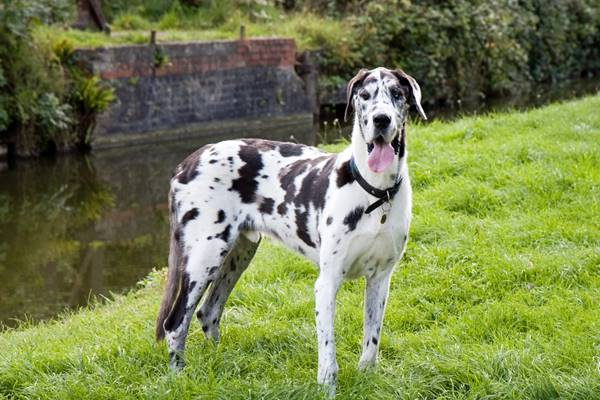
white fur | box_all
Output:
[158,67,425,396]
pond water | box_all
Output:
[1,77,599,329]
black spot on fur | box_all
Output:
[231,145,263,203]
[259,197,275,214]
[209,159,218,164]
[164,273,190,332]
[372,337,378,345]
[214,177,221,182]
[336,159,355,187]
[277,202,288,216]
[181,208,199,226]
[169,190,177,215]
[326,216,333,225]
[392,126,406,158]
[309,156,335,210]
[343,206,364,231]
[216,210,226,223]
[278,143,304,157]
[279,159,307,202]
[216,224,232,243]
[242,139,277,152]
[175,145,213,184]
[295,210,315,247]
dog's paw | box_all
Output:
[169,351,185,371]
[357,356,376,371]
[318,381,337,398]
[197,309,220,341]
[317,364,338,397]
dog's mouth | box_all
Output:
[366,136,395,173]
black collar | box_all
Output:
[349,157,403,214]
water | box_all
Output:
[0,142,198,328]
[319,76,600,142]
[1,77,599,329]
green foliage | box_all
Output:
[0,0,71,154]
[1,96,600,398]
[152,46,170,68]
[70,74,116,150]
[112,13,152,30]
[0,0,114,155]
[61,0,600,106]
[337,0,600,104]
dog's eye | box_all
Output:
[360,91,370,100]
[391,88,401,99]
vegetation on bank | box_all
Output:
[2,0,599,155]
[0,0,114,156]
[47,0,600,100]
[1,96,599,399]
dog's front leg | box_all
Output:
[314,268,343,395]
[358,269,392,370]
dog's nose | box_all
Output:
[373,114,391,130]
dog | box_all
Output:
[156,67,426,394]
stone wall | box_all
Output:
[74,38,315,148]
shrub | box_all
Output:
[325,0,600,105]
[0,0,114,156]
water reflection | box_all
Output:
[0,142,201,328]
[1,77,598,328]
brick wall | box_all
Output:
[74,38,315,148]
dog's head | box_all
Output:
[344,67,426,172]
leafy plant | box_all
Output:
[71,75,115,150]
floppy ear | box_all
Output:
[344,68,370,122]
[392,69,427,120]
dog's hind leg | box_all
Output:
[197,233,261,341]
[358,269,392,370]
[163,232,237,370]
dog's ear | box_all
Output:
[392,69,427,120]
[344,68,370,122]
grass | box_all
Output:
[34,11,349,51]
[1,95,600,399]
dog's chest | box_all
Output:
[342,198,411,279]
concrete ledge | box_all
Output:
[75,38,316,148]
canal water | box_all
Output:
[1,78,599,329]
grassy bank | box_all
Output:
[35,0,600,100]
[1,96,600,399]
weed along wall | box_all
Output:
[74,38,316,148]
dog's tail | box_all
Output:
[156,190,181,341]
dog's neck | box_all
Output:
[350,119,407,189]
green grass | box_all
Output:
[34,11,349,52]
[1,96,600,399]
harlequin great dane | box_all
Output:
[156,67,426,394]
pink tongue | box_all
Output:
[367,143,395,172]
